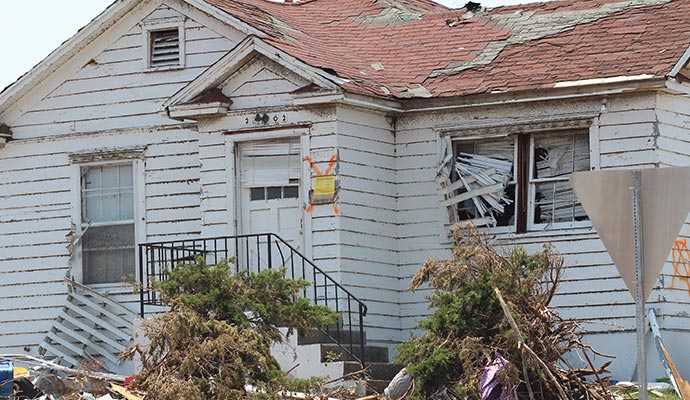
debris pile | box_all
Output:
[397,228,614,400]
[454,153,513,219]
[0,355,144,400]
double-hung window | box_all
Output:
[80,164,136,284]
[447,129,590,232]
[529,132,590,227]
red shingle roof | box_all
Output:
[203,0,690,99]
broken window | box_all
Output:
[531,132,590,226]
[81,164,135,284]
[441,130,590,232]
[448,138,516,228]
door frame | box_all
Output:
[224,127,313,259]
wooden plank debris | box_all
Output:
[449,153,513,221]
[659,340,690,400]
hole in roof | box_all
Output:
[320,68,339,77]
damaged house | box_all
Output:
[1,0,690,383]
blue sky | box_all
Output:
[0,0,535,90]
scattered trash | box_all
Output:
[0,354,140,400]
[479,354,516,400]
[0,360,13,398]
[383,368,412,400]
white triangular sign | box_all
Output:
[571,167,690,300]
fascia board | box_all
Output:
[252,39,346,87]
[163,36,342,109]
[183,0,263,36]
[669,45,690,78]
[0,0,144,116]
[163,37,257,108]
[167,102,231,119]
[665,78,690,95]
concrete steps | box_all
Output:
[276,329,404,396]
[318,343,389,363]
[344,361,405,395]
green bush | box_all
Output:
[128,258,337,400]
[397,228,608,400]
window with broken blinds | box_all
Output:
[449,138,516,228]
[80,164,135,284]
[149,29,180,68]
[439,130,589,232]
[530,132,590,227]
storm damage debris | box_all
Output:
[0,355,143,400]
[397,229,615,400]
[439,152,513,228]
[428,0,674,78]
[454,153,513,217]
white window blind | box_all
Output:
[240,140,301,187]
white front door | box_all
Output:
[238,139,303,272]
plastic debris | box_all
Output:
[383,368,413,400]
[480,354,517,400]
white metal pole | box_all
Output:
[632,170,647,400]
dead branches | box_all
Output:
[399,228,614,400]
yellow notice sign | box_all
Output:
[313,175,336,196]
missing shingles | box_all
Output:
[429,0,674,79]
[354,0,423,25]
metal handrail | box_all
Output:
[138,233,368,365]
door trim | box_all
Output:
[226,128,312,259]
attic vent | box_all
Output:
[150,29,180,68]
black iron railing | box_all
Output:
[138,233,368,365]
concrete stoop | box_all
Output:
[271,327,404,396]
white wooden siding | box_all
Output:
[332,105,400,345]
[0,126,203,352]
[392,92,690,378]
[221,56,309,109]
[10,2,239,139]
[655,92,690,351]
[0,0,246,353]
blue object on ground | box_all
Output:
[0,360,12,398]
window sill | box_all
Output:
[444,221,595,242]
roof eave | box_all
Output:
[167,101,233,121]
[0,0,142,115]
[401,76,667,112]
[163,35,344,111]
[0,0,266,118]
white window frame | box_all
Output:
[450,131,591,233]
[141,17,186,71]
[70,157,145,287]
[527,133,592,231]
[451,135,518,234]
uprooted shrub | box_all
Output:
[126,258,337,400]
[397,228,613,400]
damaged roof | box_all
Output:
[202,0,690,98]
